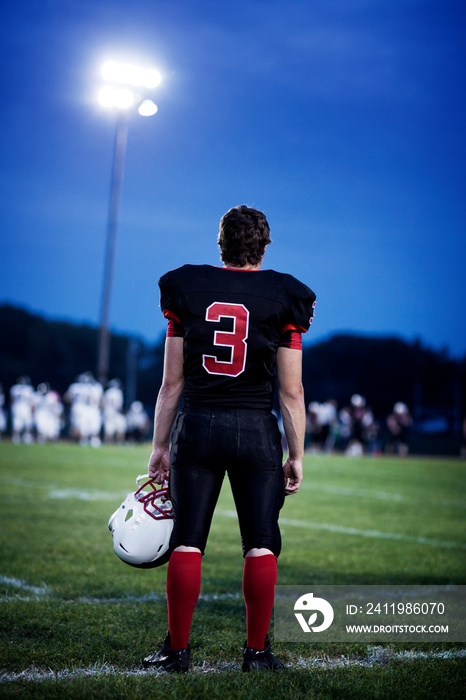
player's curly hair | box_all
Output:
[218,205,271,267]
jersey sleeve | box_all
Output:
[277,275,316,349]
[159,268,185,333]
[282,273,317,334]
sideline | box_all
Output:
[1,648,465,684]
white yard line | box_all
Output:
[280,517,466,550]
[48,489,127,501]
[2,473,463,509]
[41,483,466,509]
[0,575,242,604]
[0,576,49,597]
[218,510,466,550]
[1,648,465,683]
[300,482,466,509]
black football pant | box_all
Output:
[168,404,285,557]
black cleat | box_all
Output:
[143,634,190,673]
[242,635,285,672]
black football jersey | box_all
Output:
[159,264,316,410]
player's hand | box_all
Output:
[148,446,171,484]
[283,456,303,495]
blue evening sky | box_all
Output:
[1,0,465,356]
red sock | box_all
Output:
[167,551,202,650]
[242,554,277,650]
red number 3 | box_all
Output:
[202,302,249,377]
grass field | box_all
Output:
[0,441,465,698]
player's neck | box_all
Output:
[222,260,263,271]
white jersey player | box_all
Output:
[126,400,150,442]
[65,372,103,447]
[103,379,126,443]
[33,383,64,443]
[10,377,35,443]
[0,384,6,439]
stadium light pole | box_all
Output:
[96,61,160,386]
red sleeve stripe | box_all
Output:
[163,308,181,324]
[279,330,302,350]
[166,319,184,338]
[282,323,308,334]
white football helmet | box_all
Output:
[108,474,173,568]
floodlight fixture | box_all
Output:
[138,99,158,117]
[98,60,160,114]
[143,68,162,89]
[98,86,135,110]
[101,60,161,89]
[101,60,120,82]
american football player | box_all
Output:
[10,376,35,444]
[143,205,316,673]
[0,384,7,439]
[386,401,412,456]
[33,382,63,443]
[65,372,103,447]
[344,394,375,457]
[126,401,150,442]
[103,379,126,443]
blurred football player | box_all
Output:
[65,371,103,447]
[125,400,150,443]
[143,205,316,673]
[344,394,375,457]
[0,384,6,439]
[306,401,323,452]
[461,416,466,459]
[319,399,338,453]
[103,379,126,443]
[306,399,338,454]
[33,382,63,443]
[386,401,412,456]
[10,376,35,444]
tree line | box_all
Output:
[1,304,464,435]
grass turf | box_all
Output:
[0,442,465,698]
